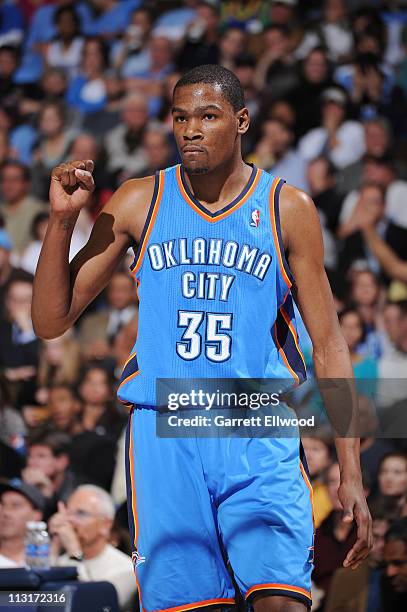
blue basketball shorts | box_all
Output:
[125,406,314,612]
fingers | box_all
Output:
[343,506,372,569]
[52,160,94,189]
[74,168,94,191]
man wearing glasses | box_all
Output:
[49,484,136,611]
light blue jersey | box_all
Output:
[118,164,306,406]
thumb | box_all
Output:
[57,501,66,514]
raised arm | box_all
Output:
[32,160,155,339]
[362,225,407,282]
[280,184,373,568]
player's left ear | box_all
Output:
[236,108,250,134]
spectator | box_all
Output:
[23,430,79,514]
[362,223,407,285]
[307,156,342,270]
[219,27,247,72]
[337,116,407,195]
[324,506,392,612]
[248,118,309,191]
[79,271,137,363]
[254,25,298,100]
[348,269,382,359]
[87,0,139,40]
[46,5,84,78]
[0,275,39,403]
[317,0,353,62]
[0,375,27,468]
[104,92,150,185]
[336,52,406,134]
[0,161,47,256]
[37,331,82,391]
[377,301,407,409]
[112,6,154,78]
[153,0,198,42]
[337,182,386,274]
[382,518,407,608]
[288,47,334,139]
[302,437,334,528]
[138,127,174,177]
[33,101,78,174]
[19,212,49,275]
[47,384,82,435]
[66,37,108,115]
[50,484,137,610]
[126,35,175,117]
[0,1,24,48]
[177,1,220,70]
[0,478,45,568]
[313,462,366,602]
[233,54,260,124]
[0,228,16,318]
[77,365,125,440]
[15,1,92,84]
[338,307,378,378]
[376,452,407,510]
[84,71,124,140]
[299,86,365,169]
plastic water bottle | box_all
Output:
[25,521,50,569]
[25,521,37,568]
[36,521,50,569]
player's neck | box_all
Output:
[184,155,252,212]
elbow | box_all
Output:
[32,313,70,340]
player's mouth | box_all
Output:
[182,146,206,154]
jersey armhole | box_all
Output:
[130,170,165,277]
[269,176,295,290]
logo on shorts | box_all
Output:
[132,550,146,569]
[250,209,260,228]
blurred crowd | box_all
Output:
[1,1,407,611]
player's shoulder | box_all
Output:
[280,182,315,214]
[278,182,320,245]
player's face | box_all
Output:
[385,539,407,593]
[172,83,248,174]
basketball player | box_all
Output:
[33,65,372,612]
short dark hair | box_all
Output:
[54,5,80,32]
[28,430,72,458]
[0,160,31,182]
[174,64,245,112]
[385,517,407,545]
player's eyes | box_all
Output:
[204,114,216,120]
[175,116,186,122]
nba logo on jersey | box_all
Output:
[250,208,260,228]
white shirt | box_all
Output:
[58,544,136,611]
[298,121,365,169]
[0,553,20,568]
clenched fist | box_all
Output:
[50,159,95,217]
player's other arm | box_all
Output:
[280,184,373,569]
[32,160,154,339]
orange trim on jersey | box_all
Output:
[273,323,299,384]
[300,460,315,528]
[156,597,235,612]
[122,350,137,371]
[131,170,165,278]
[246,583,311,601]
[269,177,292,289]
[280,305,307,372]
[118,369,140,394]
[128,413,143,607]
[176,164,261,223]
